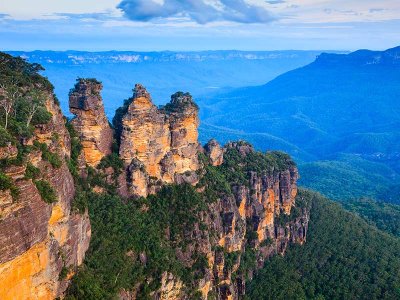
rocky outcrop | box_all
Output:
[208,144,307,299]
[69,78,113,167]
[0,93,91,299]
[205,139,224,166]
[154,142,309,300]
[119,84,200,197]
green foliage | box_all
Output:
[0,172,13,190]
[162,91,199,113]
[0,144,32,168]
[260,238,273,247]
[0,127,16,147]
[35,179,57,203]
[221,146,296,186]
[224,251,240,270]
[65,139,323,300]
[69,78,102,98]
[67,183,207,299]
[197,147,296,204]
[31,107,52,125]
[0,52,51,89]
[0,171,19,199]
[14,89,51,127]
[0,53,53,140]
[198,155,232,202]
[246,189,400,299]
[84,78,102,84]
[33,141,62,168]
[298,154,400,201]
[65,120,83,179]
[97,153,124,179]
[24,163,40,180]
[59,266,69,280]
[238,248,257,278]
[342,198,400,237]
[71,187,88,214]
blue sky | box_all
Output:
[0,0,399,51]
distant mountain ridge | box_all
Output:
[8,50,332,65]
[198,45,400,201]
[7,50,326,119]
[315,46,400,66]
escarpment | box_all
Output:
[117,84,200,197]
[169,142,309,300]
[0,54,91,300]
[0,52,311,300]
[69,78,113,167]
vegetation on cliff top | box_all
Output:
[0,52,53,137]
[0,52,62,204]
[220,142,296,186]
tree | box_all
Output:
[24,90,45,127]
[0,82,21,129]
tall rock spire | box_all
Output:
[118,84,200,197]
[69,78,113,167]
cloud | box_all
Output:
[324,8,360,16]
[369,8,385,13]
[265,0,285,4]
[117,0,275,24]
[54,12,116,21]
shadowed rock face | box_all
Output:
[69,79,113,167]
[0,93,91,300]
[119,84,200,197]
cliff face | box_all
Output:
[0,91,91,299]
[188,142,308,299]
[69,79,113,167]
[119,84,199,197]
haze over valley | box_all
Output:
[1,0,400,299]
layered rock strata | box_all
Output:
[0,93,91,300]
[189,142,308,299]
[119,84,200,197]
[69,78,113,167]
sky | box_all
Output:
[0,0,399,51]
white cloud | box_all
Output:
[117,0,275,24]
[0,0,122,20]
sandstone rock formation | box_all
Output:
[155,143,304,299]
[0,93,91,299]
[204,139,224,166]
[69,78,113,167]
[197,143,307,299]
[119,84,200,197]
[0,53,311,300]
